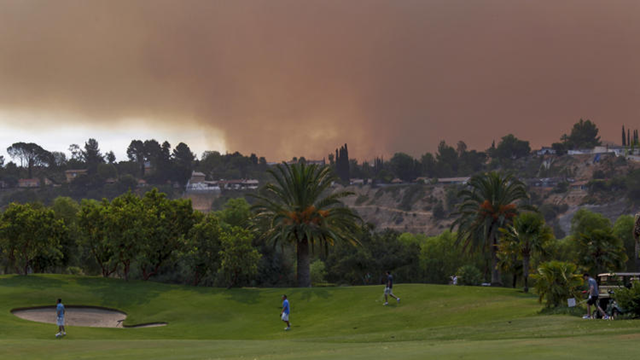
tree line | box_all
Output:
[0,164,635,301]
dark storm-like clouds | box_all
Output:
[0,0,638,160]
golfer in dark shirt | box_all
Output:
[383,271,400,305]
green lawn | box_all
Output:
[1,275,639,359]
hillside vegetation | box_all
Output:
[339,153,639,236]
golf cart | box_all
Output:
[594,273,640,319]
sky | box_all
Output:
[1,0,639,163]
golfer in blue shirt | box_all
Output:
[281,295,291,331]
[55,298,66,338]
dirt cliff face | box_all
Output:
[338,184,455,236]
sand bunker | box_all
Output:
[11,306,166,328]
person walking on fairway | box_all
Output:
[583,273,608,319]
[55,298,66,338]
[281,294,291,331]
[383,271,400,305]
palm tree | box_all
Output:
[451,171,530,286]
[499,212,553,293]
[576,228,627,276]
[252,162,361,287]
[531,261,583,307]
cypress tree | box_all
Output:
[333,144,350,183]
[623,125,626,146]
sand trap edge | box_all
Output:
[10,305,167,328]
[11,305,127,315]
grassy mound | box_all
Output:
[2,275,640,359]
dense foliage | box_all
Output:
[531,261,583,307]
[252,162,362,287]
[452,172,530,285]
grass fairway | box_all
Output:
[1,275,639,359]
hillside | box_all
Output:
[338,153,639,236]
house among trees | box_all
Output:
[185,171,221,193]
[65,169,88,182]
[437,177,471,186]
[18,178,53,188]
[217,179,259,190]
[570,180,589,191]
[536,147,557,156]
[190,171,206,184]
[526,178,561,188]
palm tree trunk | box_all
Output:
[523,255,530,293]
[635,237,640,272]
[635,214,640,271]
[297,237,311,287]
[491,237,502,286]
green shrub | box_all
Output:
[613,281,640,318]
[65,266,85,276]
[456,265,482,286]
[531,261,582,308]
[432,201,445,220]
[552,182,569,194]
[310,259,327,285]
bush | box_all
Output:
[614,282,640,318]
[310,259,327,285]
[552,182,569,194]
[432,201,446,220]
[531,261,582,308]
[456,265,482,286]
[65,266,85,276]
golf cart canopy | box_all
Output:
[598,273,640,277]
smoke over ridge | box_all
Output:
[1,0,639,160]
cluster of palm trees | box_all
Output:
[252,162,545,291]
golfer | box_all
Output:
[55,298,66,337]
[281,294,291,331]
[583,273,608,320]
[383,271,400,305]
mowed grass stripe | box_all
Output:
[2,336,640,360]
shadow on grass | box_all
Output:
[287,287,332,302]
[538,306,584,317]
[0,275,66,288]
[222,288,262,305]
[74,277,163,308]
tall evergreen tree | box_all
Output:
[173,142,195,186]
[334,144,350,183]
[623,125,626,146]
[83,138,105,174]
[628,129,631,147]
[127,140,146,177]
